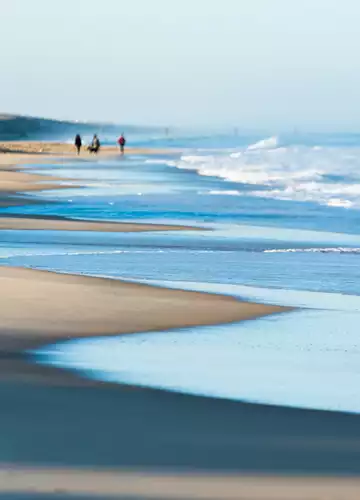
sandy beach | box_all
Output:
[0,169,75,193]
[0,140,181,160]
[0,266,286,353]
[0,217,203,232]
[3,0,360,493]
[0,143,201,232]
[1,143,360,499]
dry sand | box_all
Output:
[1,467,360,499]
[0,216,202,232]
[0,140,181,158]
[0,266,287,352]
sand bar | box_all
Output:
[0,266,287,353]
[0,169,73,193]
[0,143,201,232]
[0,216,203,232]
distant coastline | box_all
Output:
[0,113,164,142]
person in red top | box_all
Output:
[118,134,126,154]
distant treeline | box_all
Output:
[0,114,162,141]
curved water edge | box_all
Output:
[3,139,360,416]
[34,280,360,415]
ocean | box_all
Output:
[2,131,360,414]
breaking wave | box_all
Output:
[247,135,280,151]
[175,137,360,208]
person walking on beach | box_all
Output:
[74,134,82,155]
[118,134,126,154]
[88,134,100,154]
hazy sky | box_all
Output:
[1,0,360,130]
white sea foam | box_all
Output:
[208,190,241,196]
[0,249,166,259]
[247,135,280,151]
[175,139,360,208]
[264,247,360,254]
[144,159,177,166]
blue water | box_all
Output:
[38,304,360,414]
[3,132,360,413]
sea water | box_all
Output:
[3,132,360,413]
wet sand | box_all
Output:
[1,378,360,499]
[0,266,359,499]
[1,143,360,499]
[0,143,200,232]
[0,169,73,193]
[0,193,41,208]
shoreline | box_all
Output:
[0,266,288,356]
[0,144,288,379]
[0,141,202,232]
[2,142,360,497]
[0,141,182,162]
[0,215,205,232]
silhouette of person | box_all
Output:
[75,134,82,155]
[88,134,100,154]
[118,134,126,154]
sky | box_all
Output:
[1,0,360,131]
